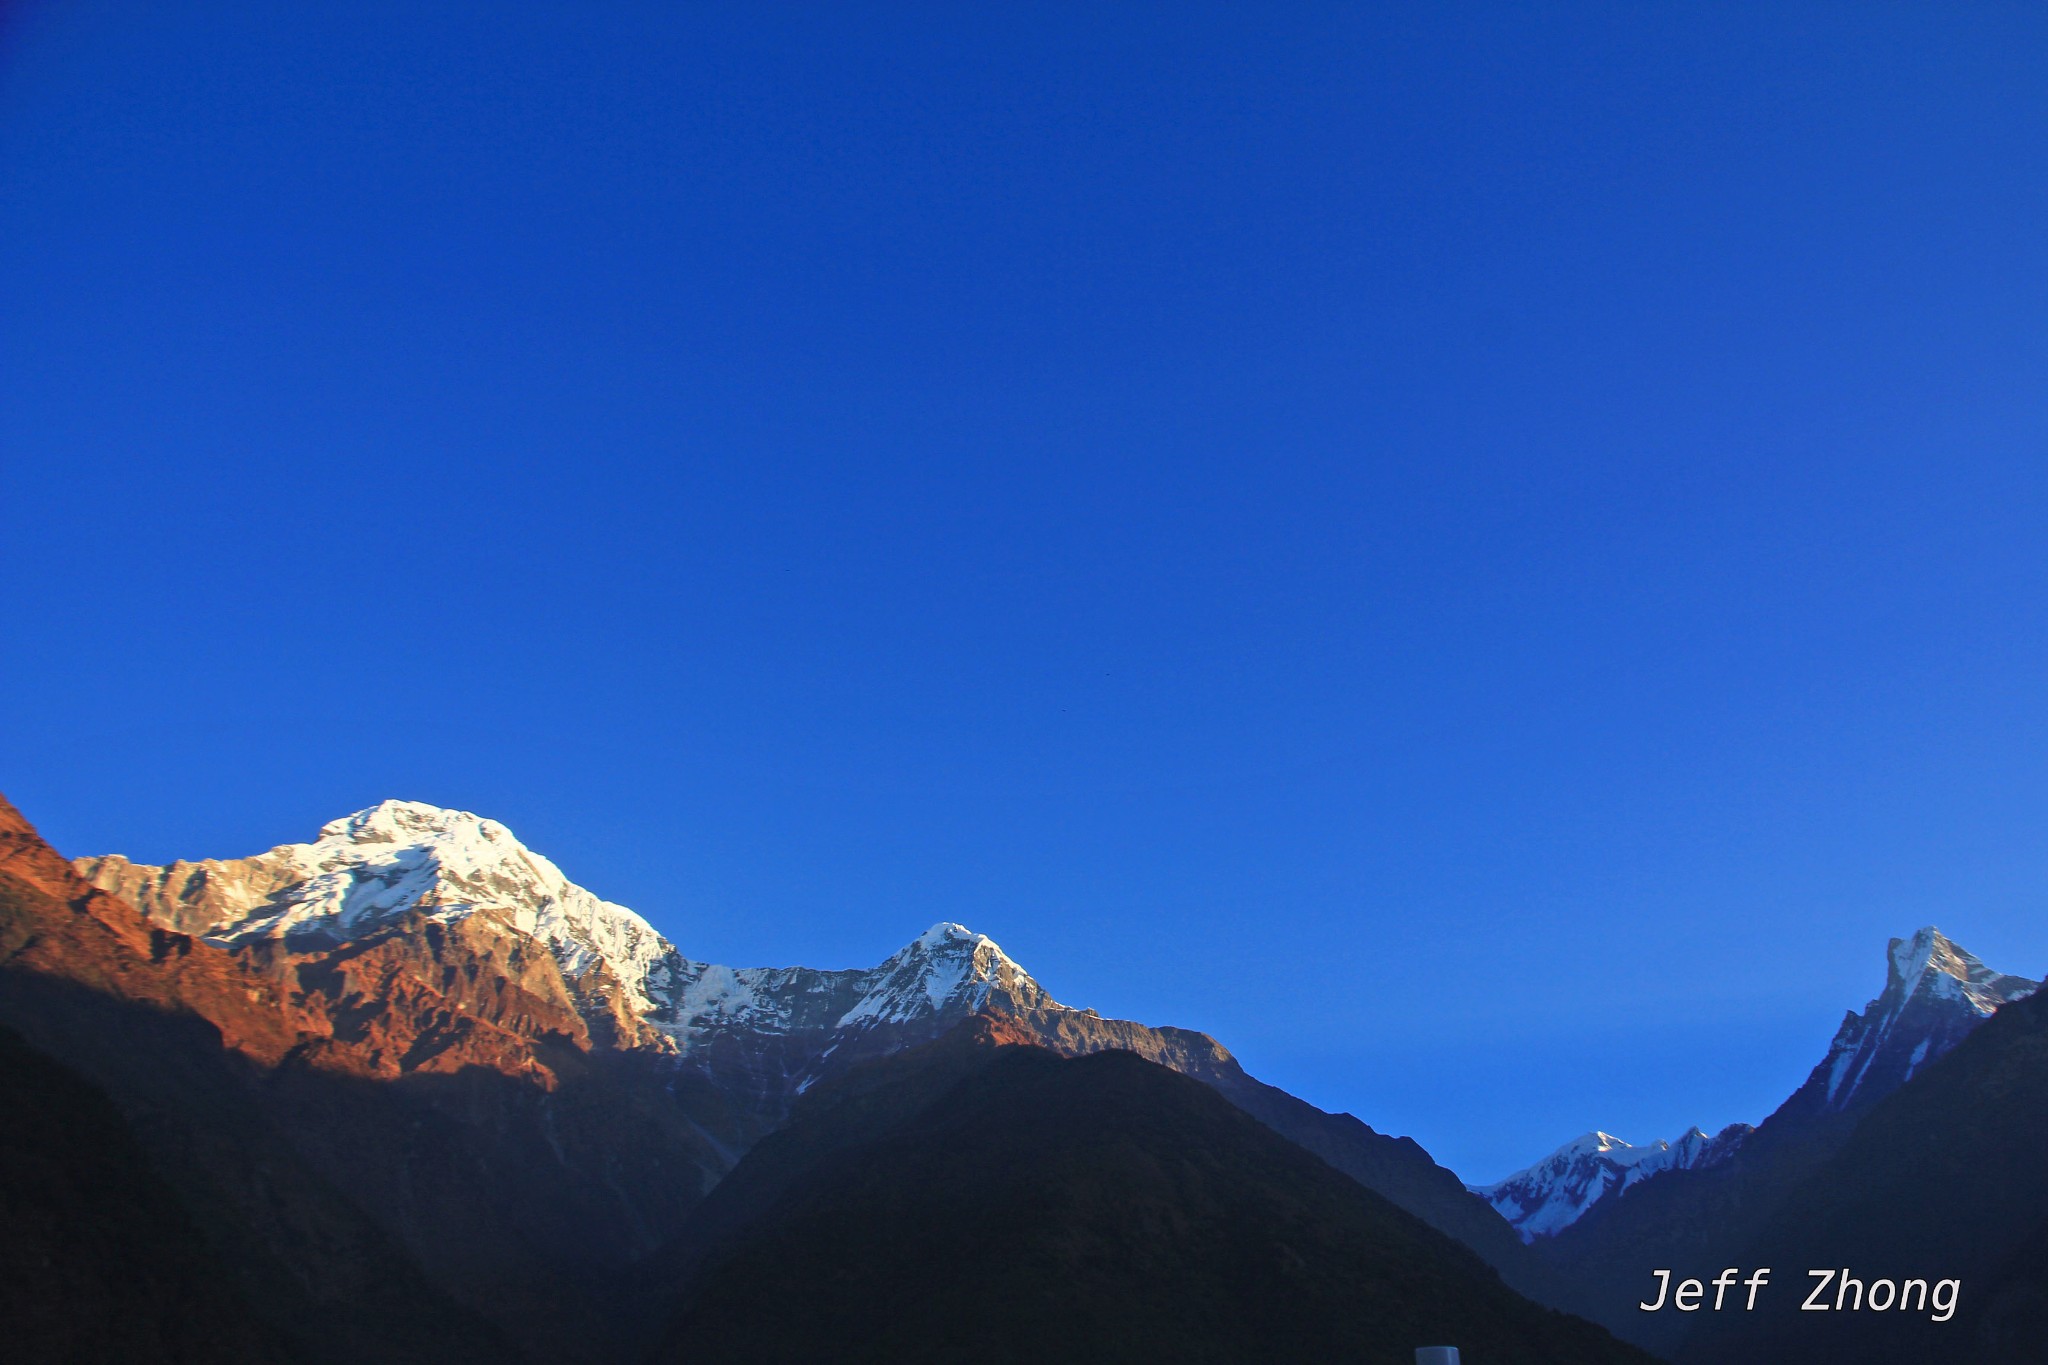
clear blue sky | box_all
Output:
[4,1,2045,1181]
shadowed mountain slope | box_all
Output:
[69,798,1547,1303]
[1541,927,2038,1355]
[1677,982,2048,1364]
[652,1021,1653,1365]
[0,1019,286,1364]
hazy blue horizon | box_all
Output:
[6,1,2045,1182]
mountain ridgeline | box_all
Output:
[11,792,2046,1363]
[652,1020,1648,1365]
[3,794,1617,1363]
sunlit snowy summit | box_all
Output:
[76,800,1061,1063]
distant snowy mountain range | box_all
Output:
[1474,925,2037,1241]
[1474,1124,1751,1241]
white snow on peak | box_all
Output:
[913,921,980,951]
[1555,1132,1640,1160]
[1472,1123,1748,1242]
[316,799,480,845]
[96,803,1070,1061]
[653,918,1058,1054]
[197,800,680,1011]
[836,922,1045,1027]
[1819,926,2036,1108]
[1888,926,2029,1016]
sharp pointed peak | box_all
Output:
[1878,925,2031,1009]
[1888,923,1954,968]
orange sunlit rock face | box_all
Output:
[4,794,603,1085]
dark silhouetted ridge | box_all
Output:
[653,1026,1653,1365]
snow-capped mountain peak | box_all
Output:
[1558,1131,1645,1162]
[1472,1123,1749,1242]
[655,920,1061,1053]
[1816,926,2036,1111]
[837,922,1053,1026]
[317,798,484,845]
[1888,925,2028,1016]
[76,804,1077,1063]
[79,800,681,1011]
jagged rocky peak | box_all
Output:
[846,922,1059,1024]
[1886,925,2033,1015]
[1472,1123,1749,1242]
[1811,925,2036,1113]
